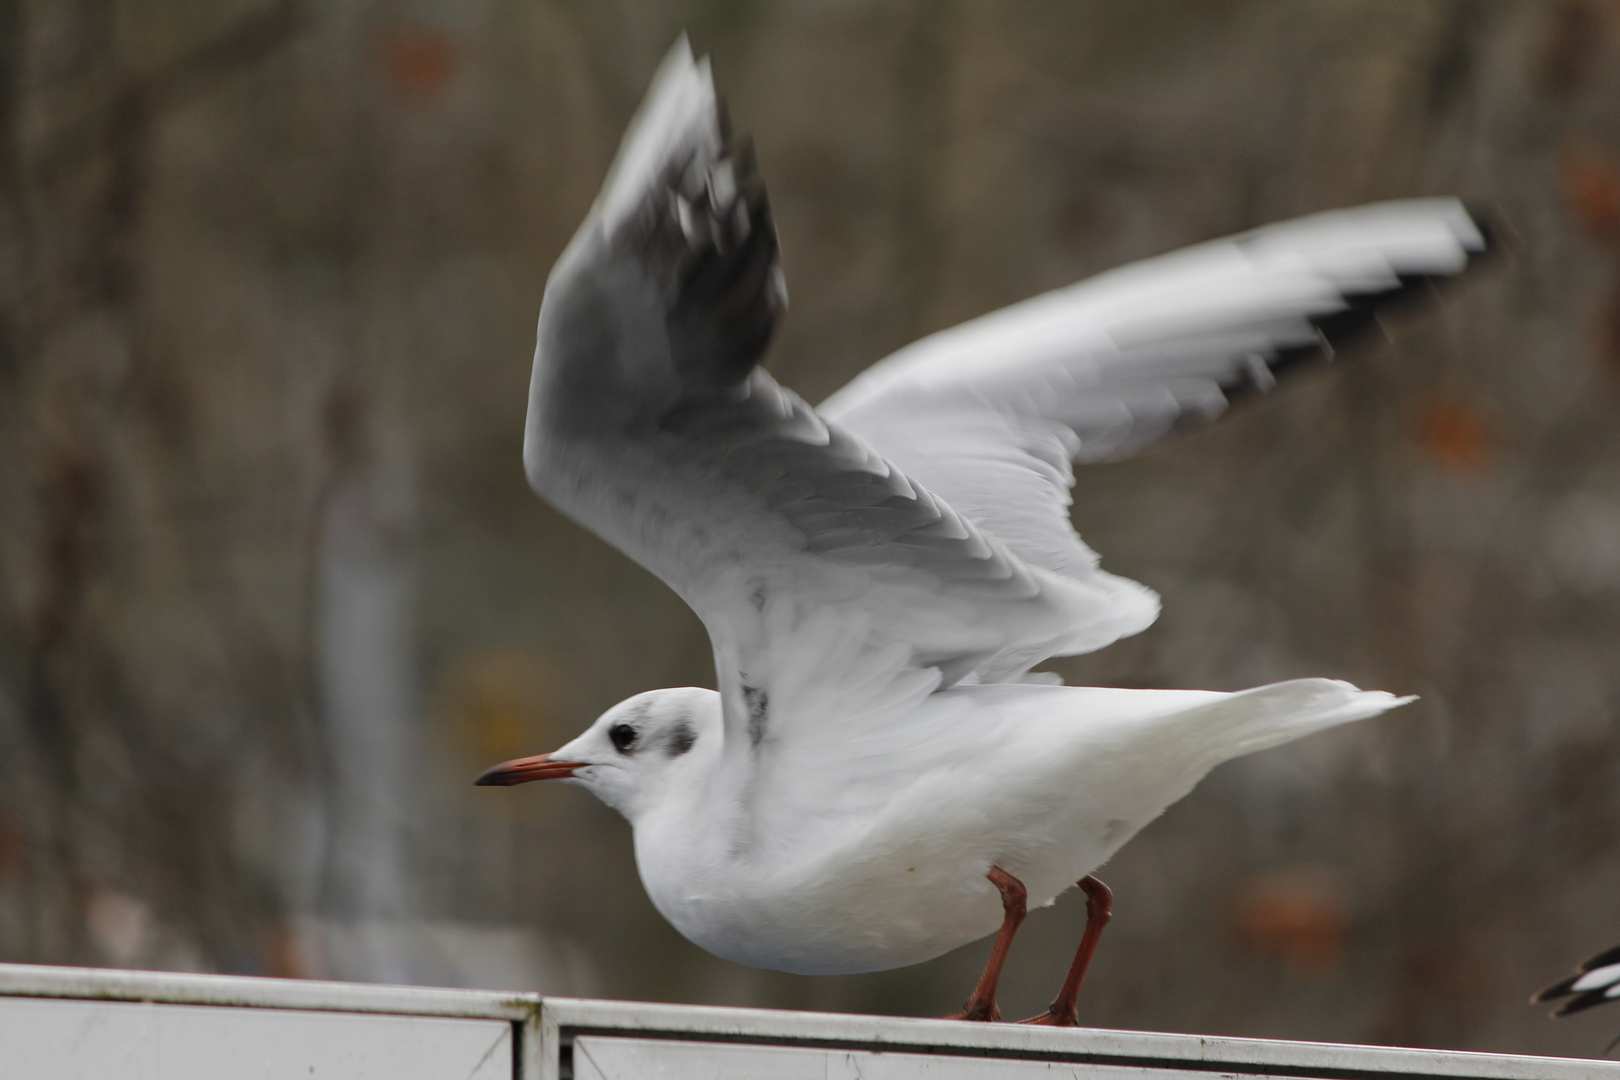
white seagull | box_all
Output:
[478,39,1490,1024]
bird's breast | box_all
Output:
[632,821,1010,976]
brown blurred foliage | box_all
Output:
[1230,865,1350,977]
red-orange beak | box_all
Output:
[474,753,587,787]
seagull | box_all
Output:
[1536,944,1620,1018]
[477,38,1490,1024]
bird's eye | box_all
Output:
[609,724,637,753]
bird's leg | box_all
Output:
[946,865,1027,1022]
[1019,875,1113,1026]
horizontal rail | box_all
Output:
[0,962,1613,1080]
[0,962,538,1021]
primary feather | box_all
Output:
[821,201,1488,635]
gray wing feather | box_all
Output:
[822,199,1492,588]
[524,42,1148,774]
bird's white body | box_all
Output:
[558,680,1401,975]
[493,40,1486,980]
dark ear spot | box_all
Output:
[665,720,697,758]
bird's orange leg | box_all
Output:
[945,865,1027,1022]
[1019,875,1112,1026]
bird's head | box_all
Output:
[475,686,721,821]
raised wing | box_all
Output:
[523,42,1153,797]
[820,200,1492,593]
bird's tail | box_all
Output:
[1178,678,1412,768]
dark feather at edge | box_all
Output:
[1552,986,1620,1018]
[1534,940,1620,1005]
[615,90,786,402]
[1206,202,1501,411]
[1577,942,1620,973]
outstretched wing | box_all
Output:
[1534,943,1620,1017]
[524,42,1152,797]
[820,199,1492,596]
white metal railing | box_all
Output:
[1,961,1614,1080]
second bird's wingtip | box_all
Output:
[1459,198,1511,262]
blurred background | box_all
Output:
[3,0,1620,1058]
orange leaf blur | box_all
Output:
[1562,145,1620,249]
[1231,868,1350,977]
[1418,399,1492,472]
[382,26,457,102]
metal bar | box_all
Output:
[0,962,538,1021]
[1,962,1614,1080]
[542,998,1620,1080]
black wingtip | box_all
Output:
[1533,942,1620,1017]
[1578,942,1620,972]
[1552,989,1620,1018]
[1534,973,1582,1004]
[1214,200,1505,409]
[628,115,786,398]
[1461,198,1511,265]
